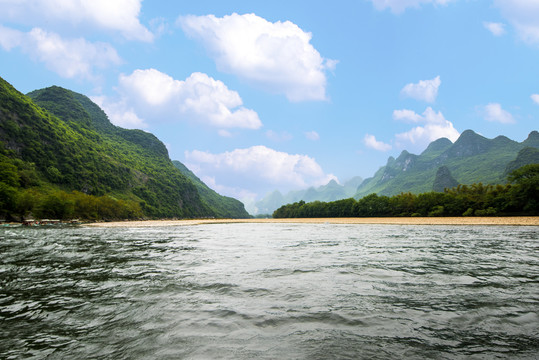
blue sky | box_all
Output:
[1,0,538,209]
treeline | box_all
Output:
[273,164,538,218]
[0,153,144,221]
[1,187,142,221]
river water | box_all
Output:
[0,223,538,359]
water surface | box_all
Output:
[1,223,538,359]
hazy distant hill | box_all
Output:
[254,177,363,215]
[0,76,248,219]
[354,130,539,198]
[256,130,538,215]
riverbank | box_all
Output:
[84,216,539,227]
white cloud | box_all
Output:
[482,103,516,124]
[218,129,233,137]
[368,0,454,14]
[364,134,392,151]
[0,25,121,80]
[394,107,460,148]
[200,175,258,212]
[0,25,23,50]
[494,0,539,44]
[305,131,320,141]
[91,96,147,129]
[532,94,539,105]
[401,76,441,103]
[100,69,262,130]
[266,130,293,142]
[484,22,506,36]
[184,146,337,199]
[392,109,424,123]
[0,0,153,42]
[178,13,336,102]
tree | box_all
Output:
[508,164,539,213]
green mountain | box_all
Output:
[355,130,539,198]
[504,147,539,176]
[172,161,248,218]
[254,176,363,215]
[432,166,459,192]
[0,77,248,220]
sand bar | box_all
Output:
[85,217,539,227]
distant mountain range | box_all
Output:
[254,130,539,215]
[0,76,249,219]
[354,130,539,198]
[2,75,536,220]
[254,176,363,215]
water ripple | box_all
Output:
[0,224,538,359]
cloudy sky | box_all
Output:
[1,0,538,207]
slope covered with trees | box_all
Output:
[0,77,248,220]
[355,130,539,198]
[172,161,248,218]
[274,164,539,218]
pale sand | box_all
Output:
[85,217,539,227]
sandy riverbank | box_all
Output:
[85,216,539,227]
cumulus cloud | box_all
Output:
[201,175,259,211]
[482,103,515,124]
[99,69,262,130]
[392,109,424,123]
[368,0,454,14]
[0,25,121,80]
[91,96,147,129]
[305,131,320,141]
[184,145,337,199]
[364,134,392,151]
[394,107,460,148]
[266,130,293,142]
[494,0,539,44]
[178,13,336,102]
[401,76,441,103]
[484,22,506,36]
[0,0,153,42]
[532,94,539,105]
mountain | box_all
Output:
[253,176,363,215]
[355,130,539,198]
[0,77,248,219]
[172,161,248,218]
[504,147,539,176]
[432,166,459,192]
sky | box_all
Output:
[0,0,538,212]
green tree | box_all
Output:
[37,191,74,219]
[508,164,539,213]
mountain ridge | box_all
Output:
[0,77,248,220]
[253,176,363,215]
[354,129,538,198]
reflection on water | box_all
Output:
[1,224,538,359]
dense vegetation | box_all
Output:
[173,161,248,218]
[355,130,539,198]
[256,130,538,216]
[0,77,248,221]
[273,164,539,218]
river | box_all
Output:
[1,223,538,359]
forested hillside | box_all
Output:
[355,130,539,198]
[274,164,539,218]
[173,161,248,218]
[0,77,248,220]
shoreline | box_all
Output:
[84,216,539,227]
